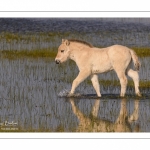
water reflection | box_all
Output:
[69,98,140,132]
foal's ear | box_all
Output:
[65,40,70,46]
[62,39,66,43]
[62,39,70,46]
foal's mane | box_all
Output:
[68,39,94,48]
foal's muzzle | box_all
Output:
[55,60,60,64]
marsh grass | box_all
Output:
[0,57,149,132]
[1,32,150,59]
[132,47,150,57]
[1,47,150,59]
[1,48,57,59]
[0,30,150,132]
[0,32,66,42]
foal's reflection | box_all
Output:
[70,98,140,132]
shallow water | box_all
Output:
[0,18,150,132]
[0,57,149,132]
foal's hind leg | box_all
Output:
[127,69,141,96]
[91,74,101,97]
[116,70,128,97]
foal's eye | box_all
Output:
[61,50,64,53]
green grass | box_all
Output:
[1,32,150,59]
[1,49,57,59]
[1,47,150,59]
[132,47,150,57]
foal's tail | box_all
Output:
[130,49,141,71]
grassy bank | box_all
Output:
[0,32,150,59]
[1,47,150,59]
[1,49,57,59]
[132,47,150,57]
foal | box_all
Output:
[55,39,141,97]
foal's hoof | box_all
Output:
[67,93,74,97]
[120,94,125,97]
[97,95,101,98]
[136,92,142,97]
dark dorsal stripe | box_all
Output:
[68,39,94,48]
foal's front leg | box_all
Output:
[69,70,91,96]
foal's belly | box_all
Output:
[91,62,113,74]
[90,50,113,74]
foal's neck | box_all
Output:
[69,42,89,61]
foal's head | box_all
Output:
[55,39,70,64]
